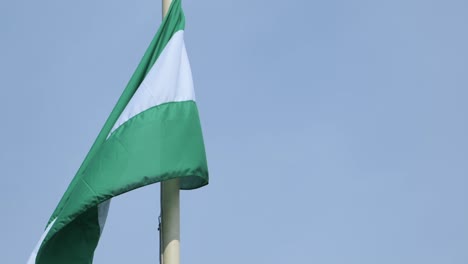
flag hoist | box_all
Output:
[27,0,208,263]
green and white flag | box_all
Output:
[28,1,208,263]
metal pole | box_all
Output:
[160,3,180,264]
[161,178,180,264]
[162,0,172,18]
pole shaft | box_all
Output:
[162,0,172,18]
[161,2,179,264]
[160,0,180,264]
[161,178,180,264]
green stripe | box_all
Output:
[37,101,208,263]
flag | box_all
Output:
[28,1,208,263]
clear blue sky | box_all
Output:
[1,0,468,263]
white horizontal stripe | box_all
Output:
[27,218,57,264]
[98,200,111,234]
[109,30,194,136]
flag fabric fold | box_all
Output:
[28,1,208,263]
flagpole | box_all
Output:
[160,1,180,264]
[161,178,180,264]
[162,0,172,18]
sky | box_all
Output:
[1,0,468,263]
